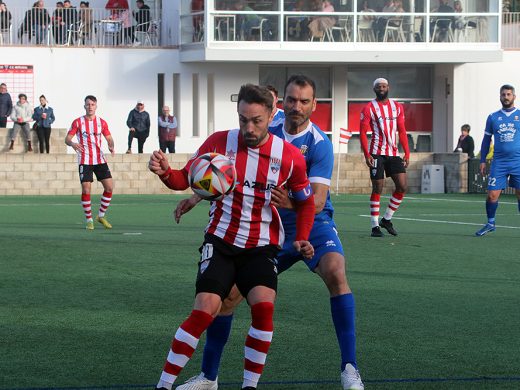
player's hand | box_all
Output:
[364,155,375,168]
[174,194,202,224]
[129,127,135,132]
[148,149,170,176]
[271,186,293,209]
[479,162,487,176]
[403,156,409,168]
[109,146,115,155]
[72,142,84,153]
[293,240,314,260]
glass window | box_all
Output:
[260,66,332,98]
[347,66,432,99]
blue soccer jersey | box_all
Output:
[484,108,520,162]
[270,108,285,128]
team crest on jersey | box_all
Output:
[299,145,308,156]
[226,149,236,161]
[515,116,519,121]
[270,158,281,174]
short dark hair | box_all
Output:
[39,94,46,100]
[283,74,316,99]
[265,85,278,98]
[500,84,515,94]
[461,124,470,132]
[237,84,273,111]
[18,93,27,100]
[84,95,97,103]
[0,83,6,87]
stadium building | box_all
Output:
[1,0,519,193]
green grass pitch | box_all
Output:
[1,193,519,390]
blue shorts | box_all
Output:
[276,219,344,273]
[488,160,520,190]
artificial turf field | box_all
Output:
[1,193,519,390]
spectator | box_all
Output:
[134,0,150,32]
[308,0,335,40]
[32,1,51,45]
[52,2,65,45]
[233,0,261,40]
[79,1,93,43]
[158,105,177,153]
[109,8,133,44]
[126,100,150,153]
[454,123,475,158]
[0,2,12,40]
[375,0,396,41]
[9,93,33,152]
[286,0,308,40]
[191,0,204,41]
[431,0,454,41]
[0,83,13,128]
[32,94,55,153]
[62,0,78,43]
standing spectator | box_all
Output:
[79,2,93,43]
[32,0,51,45]
[453,124,475,158]
[475,84,520,236]
[0,83,13,128]
[148,83,315,390]
[126,100,150,153]
[62,0,78,43]
[0,2,12,43]
[65,95,115,230]
[134,0,150,32]
[9,93,33,152]
[32,94,55,153]
[360,78,410,237]
[52,2,65,45]
[158,105,177,153]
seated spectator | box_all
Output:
[9,93,33,152]
[233,0,261,40]
[454,124,475,158]
[375,0,396,41]
[286,0,309,40]
[308,0,335,40]
[357,0,376,41]
[430,0,454,41]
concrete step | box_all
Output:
[0,128,68,154]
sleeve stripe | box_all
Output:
[309,176,331,186]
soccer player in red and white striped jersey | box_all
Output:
[65,95,115,230]
[149,84,315,390]
[360,78,410,237]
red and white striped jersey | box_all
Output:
[67,116,111,165]
[185,129,311,249]
[360,99,407,157]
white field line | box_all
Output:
[359,215,520,230]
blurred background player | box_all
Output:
[360,78,410,237]
[475,84,520,236]
[65,95,115,230]
[174,75,364,390]
[266,84,285,127]
[148,84,315,390]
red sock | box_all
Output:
[243,302,274,388]
[370,193,381,227]
[81,193,92,221]
[383,191,405,220]
[98,191,112,217]
[160,310,214,386]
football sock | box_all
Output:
[486,200,498,224]
[98,191,112,218]
[157,310,213,389]
[331,294,357,371]
[81,193,92,221]
[201,314,234,381]
[370,193,381,227]
[383,191,405,220]
[242,302,274,389]
[517,199,520,213]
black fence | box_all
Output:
[467,158,515,194]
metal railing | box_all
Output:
[0,6,161,47]
[467,159,515,194]
[502,12,520,48]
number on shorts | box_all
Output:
[201,243,213,261]
[488,177,496,187]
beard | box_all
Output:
[375,90,388,100]
[501,98,513,108]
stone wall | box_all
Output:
[0,128,469,196]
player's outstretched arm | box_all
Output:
[293,240,314,259]
[148,149,170,176]
[174,194,202,224]
[149,150,190,191]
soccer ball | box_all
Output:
[188,152,236,201]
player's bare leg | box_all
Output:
[380,172,407,236]
[316,253,364,390]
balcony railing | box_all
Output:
[502,12,520,48]
[180,8,501,46]
[0,7,161,47]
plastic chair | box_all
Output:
[383,18,405,42]
[415,134,431,152]
[66,21,84,46]
[358,17,375,42]
[326,17,350,42]
[250,18,269,41]
[431,18,453,42]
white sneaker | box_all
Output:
[175,373,218,390]
[341,363,364,390]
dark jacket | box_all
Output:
[33,105,55,128]
[0,92,13,118]
[126,109,150,136]
[0,9,12,30]
[454,135,475,158]
[134,5,151,31]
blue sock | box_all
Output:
[201,314,233,381]
[486,200,498,224]
[518,199,520,213]
[330,293,357,371]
